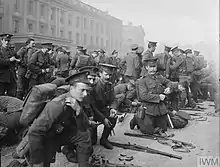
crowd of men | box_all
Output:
[0,33,219,167]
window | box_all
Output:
[40,3,45,17]
[60,30,64,38]
[68,13,72,25]
[101,38,103,47]
[14,0,20,11]
[84,18,87,29]
[90,20,94,31]
[51,27,55,36]
[96,37,99,46]
[51,7,55,21]
[83,34,87,45]
[60,10,64,24]
[13,20,20,33]
[39,24,44,34]
[0,17,2,33]
[27,23,33,32]
[76,16,80,28]
[90,36,93,45]
[96,23,99,33]
[0,0,4,5]
[76,33,80,44]
[101,24,103,33]
[27,0,34,15]
[68,31,72,40]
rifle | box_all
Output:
[110,141,182,160]
[124,132,196,153]
[90,155,142,167]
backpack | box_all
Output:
[170,114,188,129]
[185,56,195,73]
[195,56,205,70]
[19,83,58,127]
[75,54,90,68]
[156,53,169,71]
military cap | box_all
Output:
[56,47,64,52]
[78,66,99,76]
[41,42,53,49]
[194,50,200,56]
[164,45,172,52]
[65,71,91,85]
[185,49,192,54]
[77,45,84,50]
[179,48,185,54]
[0,33,13,40]
[171,46,178,52]
[82,47,87,51]
[136,46,144,54]
[130,44,138,50]
[99,63,117,74]
[148,41,157,47]
[112,50,118,55]
[97,49,105,54]
[25,38,35,45]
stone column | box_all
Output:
[35,0,40,34]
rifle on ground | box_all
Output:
[124,132,196,153]
[110,141,182,160]
[90,155,142,167]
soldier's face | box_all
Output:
[152,46,156,52]
[70,82,90,102]
[87,75,96,85]
[145,63,157,75]
[99,71,111,81]
[1,39,10,47]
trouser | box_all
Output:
[134,114,168,135]
[0,82,17,97]
[17,74,29,100]
[168,91,179,111]
[29,130,92,167]
[91,108,117,145]
[190,81,199,102]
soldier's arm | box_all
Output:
[169,56,184,70]
[55,54,60,69]
[160,75,178,90]
[134,55,140,69]
[17,47,27,67]
[0,50,11,66]
[28,52,43,74]
[70,55,77,69]
[138,78,161,103]
[28,101,62,163]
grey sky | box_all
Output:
[82,0,218,60]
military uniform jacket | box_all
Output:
[0,46,17,83]
[121,52,140,79]
[92,79,117,112]
[170,54,186,76]
[28,93,89,164]
[140,50,154,76]
[56,53,70,72]
[137,73,176,116]
[28,50,52,77]
[114,83,136,100]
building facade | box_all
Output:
[121,22,145,56]
[0,0,123,53]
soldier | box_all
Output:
[97,49,107,63]
[55,47,71,78]
[91,63,118,149]
[121,44,140,82]
[136,46,144,78]
[141,41,157,76]
[27,71,93,167]
[114,79,137,112]
[0,33,20,96]
[156,45,172,78]
[16,38,36,99]
[130,55,184,135]
[28,43,54,88]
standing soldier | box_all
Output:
[121,44,140,82]
[141,41,157,76]
[136,46,144,78]
[0,33,20,96]
[55,47,71,78]
[16,38,36,99]
[28,43,53,88]
[92,63,118,149]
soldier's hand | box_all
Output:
[159,94,166,101]
[103,118,112,128]
[131,102,138,106]
[89,120,99,128]
[9,56,16,62]
[110,108,117,118]
[164,87,171,94]
[178,84,185,91]
[45,68,50,73]
[65,97,81,115]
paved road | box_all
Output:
[1,101,219,167]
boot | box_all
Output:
[129,116,137,130]
[100,127,113,150]
[91,127,98,145]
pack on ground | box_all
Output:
[19,83,58,127]
[170,114,188,129]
